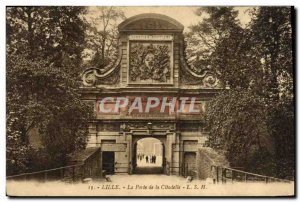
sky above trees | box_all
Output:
[86,6,252,31]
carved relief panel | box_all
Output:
[128,35,173,84]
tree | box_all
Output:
[250,7,293,100]
[186,7,263,90]
[83,7,125,70]
[7,111,32,175]
[7,54,92,174]
[6,6,87,77]
[205,90,276,175]
[249,7,294,178]
[187,7,294,178]
[185,8,240,74]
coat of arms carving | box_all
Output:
[129,42,171,83]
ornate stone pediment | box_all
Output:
[118,13,184,33]
[179,40,221,88]
[81,13,221,89]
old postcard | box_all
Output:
[6,6,295,197]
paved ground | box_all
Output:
[134,166,163,174]
[135,155,163,173]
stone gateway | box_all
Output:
[80,13,221,176]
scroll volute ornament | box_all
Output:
[179,39,221,88]
[82,51,122,86]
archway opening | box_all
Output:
[133,137,164,174]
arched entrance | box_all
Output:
[132,137,165,174]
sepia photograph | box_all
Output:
[5,5,295,197]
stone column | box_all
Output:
[126,133,133,174]
[172,132,180,175]
[166,132,175,175]
[179,133,184,176]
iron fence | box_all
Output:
[6,164,84,182]
[211,165,291,183]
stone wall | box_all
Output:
[197,147,228,180]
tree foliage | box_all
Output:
[205,90,275,175]
[6,7,92,175]
[188,7,294,178]
[6,6,87,77]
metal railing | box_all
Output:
[7,147,102,182]
[7,164,84,182]
[211,165,291,183]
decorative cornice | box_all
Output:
[81,51,122,87]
